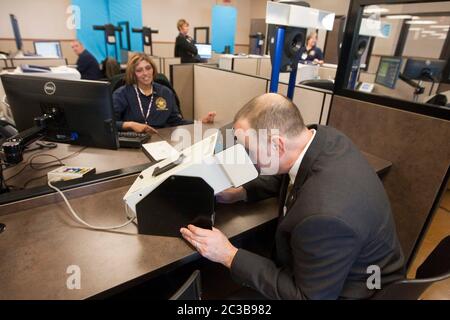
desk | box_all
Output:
[1,121,225,204]
[0,123,392,299]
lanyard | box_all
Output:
[134,85,154,125]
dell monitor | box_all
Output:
[195,44,212,59]
[34,41,63,58]
[10,14,23,52]
[0,74,119,150]
[375,56,402,89]
[403,58,446,82]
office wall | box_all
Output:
[0,0,268,59]
[0,0,75,40]
[141,0,265,55]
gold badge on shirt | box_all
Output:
[155,97,168,110]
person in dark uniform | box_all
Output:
[113,53,215,134]
[299,32,324,65]
[174,19,202,63]
[71,40,103,80]
[180,93,405,300]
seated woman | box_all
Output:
[299,32,324,65]
[113,53,215,133]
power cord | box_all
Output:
[47,179,135,230]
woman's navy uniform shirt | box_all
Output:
[299,46,324,63]
[113,82,193,130]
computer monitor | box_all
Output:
[0,74,119,150]
[10,14,23,51]
[375,56,402,89]
[195,44,212,59]
[403,58,446,82]
[34,41,63,58]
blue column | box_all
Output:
[269,27,286,93]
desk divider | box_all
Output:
[233,57,259,76]
[171,63,195,119]
[328,95,450,268]
[11,58,67,68]
[194,65,267,124]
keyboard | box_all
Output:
[118,131,151,148]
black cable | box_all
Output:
[4,146,87,183]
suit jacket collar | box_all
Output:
[291,124,326,191]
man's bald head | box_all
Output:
[234,93,305,138]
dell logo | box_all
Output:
[44,82,56,95]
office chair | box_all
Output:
[372,236,450,300]
[299,79,334,91]
[102,57,121,80]
[169,270,202,300]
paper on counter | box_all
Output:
[142,141,179,161]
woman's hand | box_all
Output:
[122,121,158,134]
[200,112,216,124]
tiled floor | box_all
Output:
[407,188,450,300]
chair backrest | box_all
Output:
[299,79,334,91]
[110,73,126,93]
[373,236,450,300]
[103,57,121,80]
[416,235,450,279]
[169,270,202,300]
[371,273,450,300]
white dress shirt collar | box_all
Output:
[288,129,316,184]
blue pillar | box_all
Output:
[269,26,286,93]
[287,58,299,100]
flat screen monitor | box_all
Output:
[34,41,63,58]
[195,44,212,59]
[375,56,402,89]
[403,58,446,82]
[0,74,119,150]
[10,14,22,51]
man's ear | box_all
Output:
[271,136,285,156]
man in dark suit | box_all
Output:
[174,19,201,63]
[71,40,103,80]
[180,93,405,300]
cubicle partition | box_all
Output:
[233,57,259,75]
[161,57,181,81]
[170,63,334,126]
[171,63,195,119]
[193,65,268,123]
[276,82,332,125]
[218,55,272,78]
[328,95,450,267]
[11,58,67,67]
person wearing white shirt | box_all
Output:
[180,93,404,300]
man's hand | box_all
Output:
[123,121,158,134]
[201,112,216,124]
[180,225,238,269]
[216,187,247,204]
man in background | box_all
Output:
[71,40,103,80]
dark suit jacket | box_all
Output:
[231,125,405,300]
[76,50,102,80]
[174,34,201,63]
